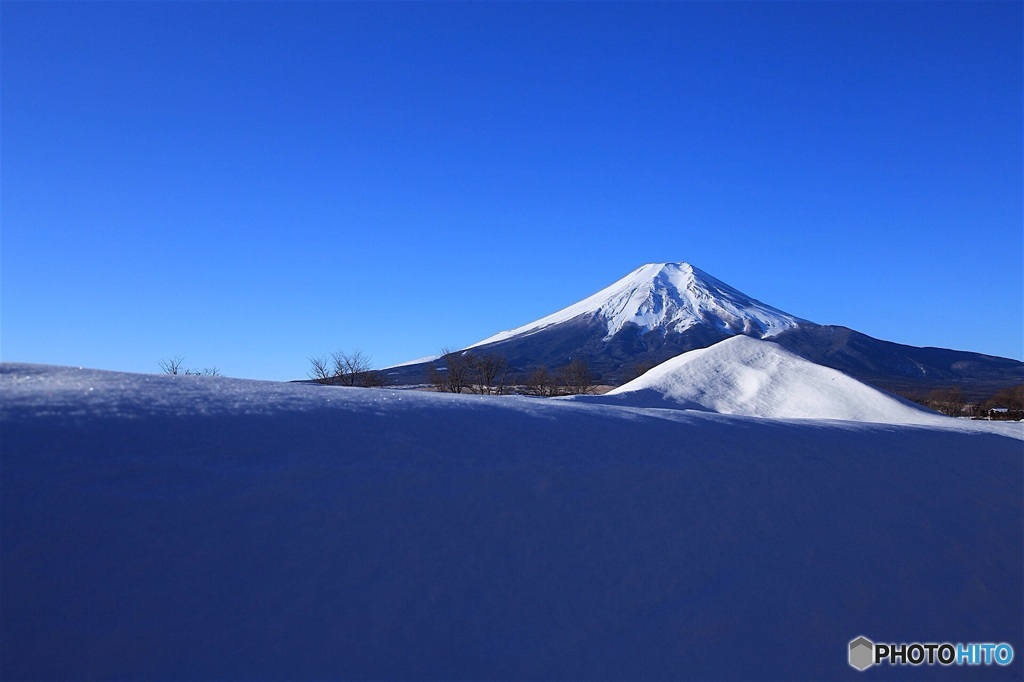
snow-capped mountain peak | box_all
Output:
[471,262,806,348]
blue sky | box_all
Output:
[3,1,1021,381]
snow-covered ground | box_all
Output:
[578,336,946,424]
[2,363,1021,680]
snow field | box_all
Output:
[2,364,1021,680]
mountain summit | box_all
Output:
[471,262,805,348]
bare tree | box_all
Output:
[427,347,471,393]
[308,356,333,384]
[467,352,511,395]
[983,385,1024,411]
[559,357,595,395]
[309,350,388,388]
[340,350,388,387]
[977,385,1024,419]
[159,355,186,375]
[522,366,557,397]
[332,350,372,386]
[159,357,219,376]
[927,386,965,417]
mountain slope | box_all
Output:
[578,336,943,424]
[770,324,1024,399]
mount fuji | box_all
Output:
[389,262,1022,397]
[469,262,804,348]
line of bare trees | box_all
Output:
[308,350,388,387]
[907,384,1024,419]
[520,357,594,396]
[159,356,220,376]
[428,349,595,396]
[304,344,597,396]
[427,348,512,395]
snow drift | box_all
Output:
[586,335,944,423]
[2,363,1021,680]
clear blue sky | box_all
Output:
[3,1,1021,381]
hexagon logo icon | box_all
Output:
[849,636,874,671]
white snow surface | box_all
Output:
[2,363,1021,680]
[585,335,945,424]
[470,262,806,348]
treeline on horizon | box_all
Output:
[900,385,1024,420]
[304,349,1024,417]
[306,348,602,396]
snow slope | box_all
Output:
[2,363,1021,681]
[584,335,945,424]
[470,262,806,348]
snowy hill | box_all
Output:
[471,262,804,347]
[2,363,1021,680]
[584,335,944,423]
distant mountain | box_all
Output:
[768,324,1024,400]
[387,262,1023,398]
[470,262,804,347]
